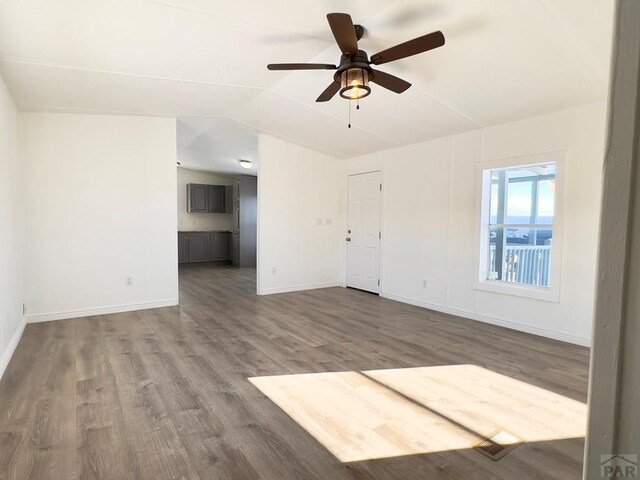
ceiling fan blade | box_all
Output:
[370,31,445,65]
[370,69,412,93]
[316,82,341,102]
[326,13,358,55]
[267,63,337,71]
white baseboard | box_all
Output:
[258,282,341,296]
[25,299,178,324]
[380,291,591,347]
[0,318,26,381]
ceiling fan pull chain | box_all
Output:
[348,100,352,128]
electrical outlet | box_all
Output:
[423,280,428,288]
[272,267,277,275]
[126,277,133,287]
[316,217,323,225]
[325,218,332,225]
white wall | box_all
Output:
[258,134,342,294]
[20,113,179,322]
[0,75,25,378]
[177,167,233,232]
[346,103,607,345]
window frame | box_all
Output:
[473,152,565,302]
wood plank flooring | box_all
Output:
[249,365,587,463]
[0,264,590,479]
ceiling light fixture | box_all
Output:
[339,68,370,100]
[238,159,254,169]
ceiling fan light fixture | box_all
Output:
[339,68,370,100]
[238,159,254,169]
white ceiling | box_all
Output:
[0,0,613,159]
[177,117,258,174]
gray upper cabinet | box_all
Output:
[207,185,226,213]
[187,184,209,213]
[187,183,230,213]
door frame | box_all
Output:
[342,169,384,292]
[585,0,640,476]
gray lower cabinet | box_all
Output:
[208,232,229,261]
[187,233,209,263]
[178,233,189,264]
[178,231,231,264]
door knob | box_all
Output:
[346,237,351,242]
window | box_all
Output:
[483,162,557,289]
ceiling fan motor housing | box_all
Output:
[354,24,365,40]
[335,51,372,78]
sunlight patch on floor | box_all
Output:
[249,365,586,463]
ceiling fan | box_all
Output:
[267,13,445,103]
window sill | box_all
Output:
[473,279,560,303]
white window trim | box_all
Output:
[473,151,566,303]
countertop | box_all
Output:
[178,230,232,233]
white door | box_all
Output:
[347,171,382,293]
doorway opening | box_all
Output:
[176,117,258,297]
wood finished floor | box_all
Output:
[0,265,590,480]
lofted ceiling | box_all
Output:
[0,0,613,159]
[177,117,258,174]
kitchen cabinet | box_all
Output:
[187,184,209,213]
[178,233,189,264]
[232,176,257,268]
[208,232,229,261]
[178,231,232,264]
[231,232,240,267]
[187,233,209,263]
[187,183,230,213]
[224,186,233,214]
[207,185,226,213]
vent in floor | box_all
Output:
[474,430,523,461]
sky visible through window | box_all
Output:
[490,165,555,224]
